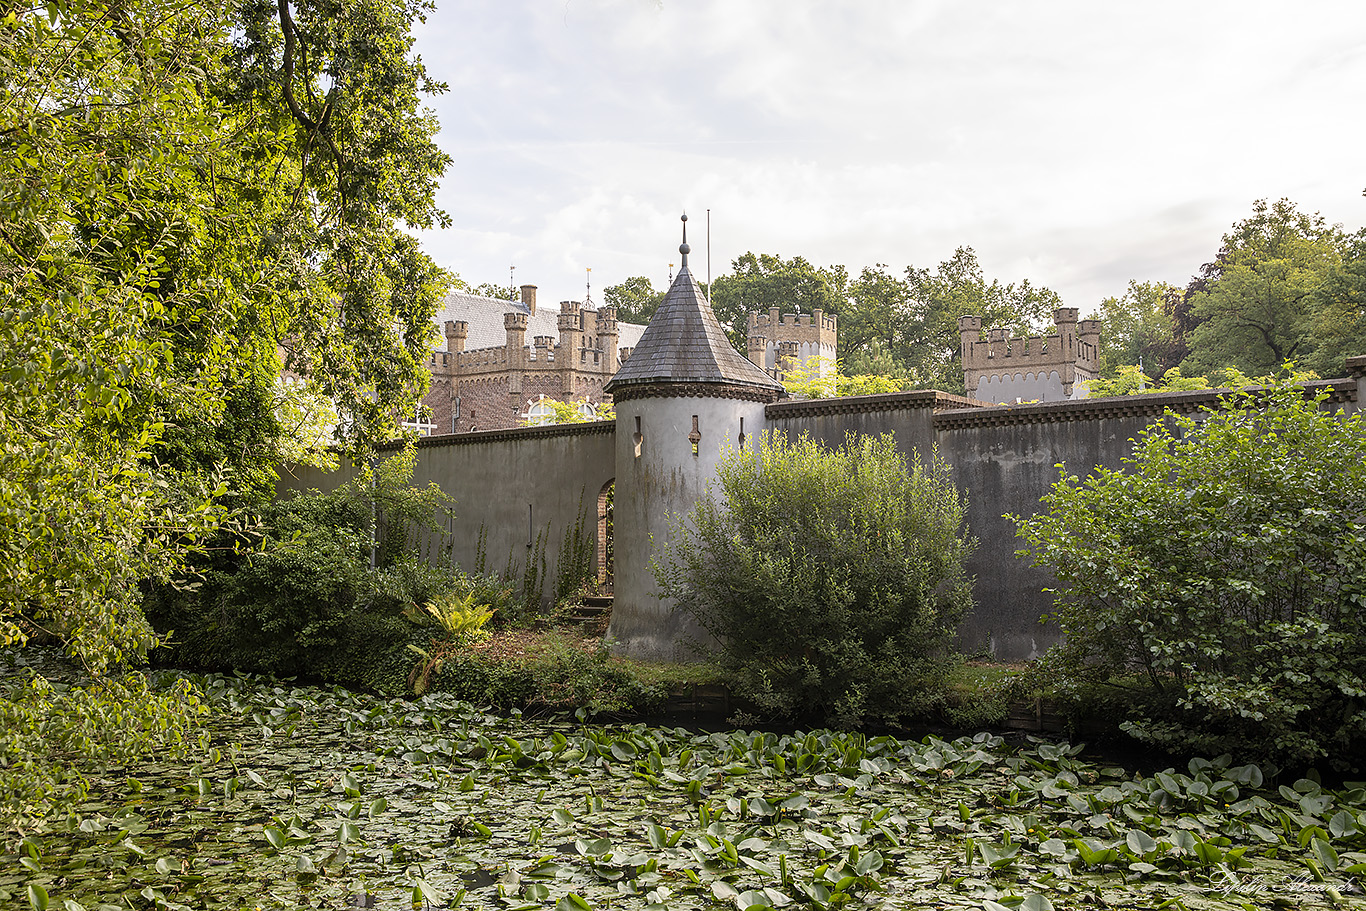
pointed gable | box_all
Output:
[605,217,784,402]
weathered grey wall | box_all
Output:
[279,422,615,603]
[279,372,1362,662]
[763,391,967,465]
[609,394,769,660]
[934,378,1361,659]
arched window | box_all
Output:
[523,395,555,426]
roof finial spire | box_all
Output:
[679,212,690,267]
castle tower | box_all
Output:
[959,309,1101,403]
[604,214,784,660]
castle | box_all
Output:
[746,307,838,382]
[958,309,1100,403]
[415,280,837,435]
[280,216,1366,662]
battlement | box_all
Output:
[959,308,1101,403]
[746,306,838,380]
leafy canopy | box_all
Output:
[1014,382,1366,768]
[656,432,974,727]
[0,0,450,672]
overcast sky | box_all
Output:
[411,0,1366,317]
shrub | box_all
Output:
[1013,382,1366,769]
[656,431,975,727]
[427,634,662,715]
[148,446,452,694]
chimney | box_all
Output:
[445,319,468,353]
[520,284,537,315]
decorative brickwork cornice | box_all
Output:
[766,390,983,419]
[379,419,615,450]
[609,381,783,404]
[1348,355,1366,378]
[934,380,1358,430]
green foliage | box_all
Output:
[1181,199,1353,378]
[1013,382,1366,768]
[419,593,497,644]
[656,432,974,727]
[709,253,849,351]
[522,396,614,426]
[18,672,1366,908]
[1092,280,1186,378]
[0,668,208,825]
[555,503,596,604]
[0,0,450,666]
[150,448,451,694]
[1086,365,1211,397]
[603,275,665,325]
[780,357,907,399]
[841,249,1060,394]
[429,635,661,715]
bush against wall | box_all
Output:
[1013,383,1366,769]
[149,448,454,694]
[656,431,975,727]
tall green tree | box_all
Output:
[0,0,449,671]
[1093,280,1184,378]
[603,275,664,324]
[840,264,918,373]
[1304,227,1366,377]
[708,253,848,351]
[904,247,1060,394]
[1181,199,1347,377]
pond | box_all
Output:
[6,671,1365,910]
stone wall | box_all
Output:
[279,421,616,604]
[281,372,1363,662]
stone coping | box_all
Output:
[766,389,983,419]
[609,381,783,404]
[934,379,1357,430]
[380,419,615,450]
[1348,355,1366,377]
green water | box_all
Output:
[6,672,1365,910]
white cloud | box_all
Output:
[414,0,1366,314]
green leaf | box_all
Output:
[1311,837,1339,873]
[27,884,49,911]
[736,889,774,910]
[1329,810,1357,838]
[711,881,740,902]
[1126,830,1158,855]
[412,878,445,903]
[555,894,592,911]
[264,826,285,850]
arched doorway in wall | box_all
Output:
[597,479,614,591]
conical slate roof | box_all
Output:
[605,220,783,401]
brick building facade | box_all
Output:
[419,285,648,435]
[417,282,837,435]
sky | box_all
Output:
[411,0,1366,317]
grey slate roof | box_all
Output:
[433,291,646,353]
[604,263,783,394]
